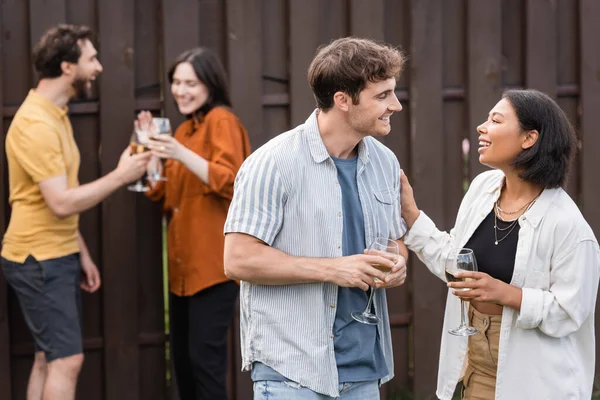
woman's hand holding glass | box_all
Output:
[448,271,520,309]
[148,134,186,162]
[446,248,479,336]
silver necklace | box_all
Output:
[493,192,541,245]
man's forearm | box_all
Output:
[224,235,331,285]
[57,171,125,218]
[77,230,92,262]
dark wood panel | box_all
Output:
[198,0,227,63]
[579,1,600,384]
[261,0,289,141]
[97,0,139,398]
[227,0,264,148]
[384,0,410,89]
[66,0,97,30]
[134,0,160,98]
[443,102,469,231]
[27,0,67,73]
[467,0,502,179]
[2,0,31,105]
[136,196,164,334]
[161,0,199,129]
[139,347,168,400]
[579,1,600,234]
[526,0,557,97]
[288,0,320,126]
[71,115,103,343]
[349,0,384,41]
[443,0,466,88]
[0,2,11,395]
[409,1,446,397]
[76,351,104,400]
[501,0,524,87]
[557,0,579,85]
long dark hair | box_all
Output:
[167,47,232,117]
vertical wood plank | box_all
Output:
[467,0,502,179]
[98,0,138,398]
[262,0,290,142]
[409,0,446,397]
[349,0,384,41]
[288,0,320,126]
[526,0,557,97]
[0,0,12,396]
[161,0,199,127]
[27,0,67,50]
[27,0,67,85]
[226,0,263,147]
[579,1,600,384]
[198,0,227,62]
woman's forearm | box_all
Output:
[179,147,209,184]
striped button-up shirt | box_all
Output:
[224,110,406,397]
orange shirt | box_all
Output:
[147,107,251,296]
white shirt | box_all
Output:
[404,170,600,400]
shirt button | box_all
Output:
[338,212,342,217]
[337,245,341,249]
[330,334,334,339]
[330,304,336,308]
[174,207,179,212]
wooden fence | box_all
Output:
[0,1,598,399]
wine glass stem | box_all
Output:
[459,300,467,328]
[363,287,376,314]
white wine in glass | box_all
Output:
[351,237,399,325]
[446,248,478,336]
[127,128,150,193]
[148,117,172,182]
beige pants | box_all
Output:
[461,307,501,400]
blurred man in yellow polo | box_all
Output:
[1,24,150,400]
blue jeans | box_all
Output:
[253,380,379,400]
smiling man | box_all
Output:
[1,25,150,400]
[224,37,409,399]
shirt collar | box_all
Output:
[304,109,369,165]
[28,89,69,118]
[484,170,557,228]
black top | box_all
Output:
[463,209,519,284]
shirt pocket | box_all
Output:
[372,188,396,239]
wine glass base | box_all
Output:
[448,326,478,336]
[351,311,380,325]
[127,182,149,192]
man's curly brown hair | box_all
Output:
[32,24,94,79]
[308,37,406,111]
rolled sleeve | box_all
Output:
[206,118,250,200]
[516,239,600,337]
[16,123,66,182]
[515,287,544,329]
[224,151,286,246]
[403,211,438,249]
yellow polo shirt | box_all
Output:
[2,90,80,262]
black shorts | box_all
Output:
[1,253,83,362]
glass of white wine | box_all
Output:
[351,236,399,325]
[148,117,171,182]
[127,127,150,193]
[446,248,478,336]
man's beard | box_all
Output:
[72,76,91,100]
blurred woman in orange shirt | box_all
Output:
[141,47,251,400]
